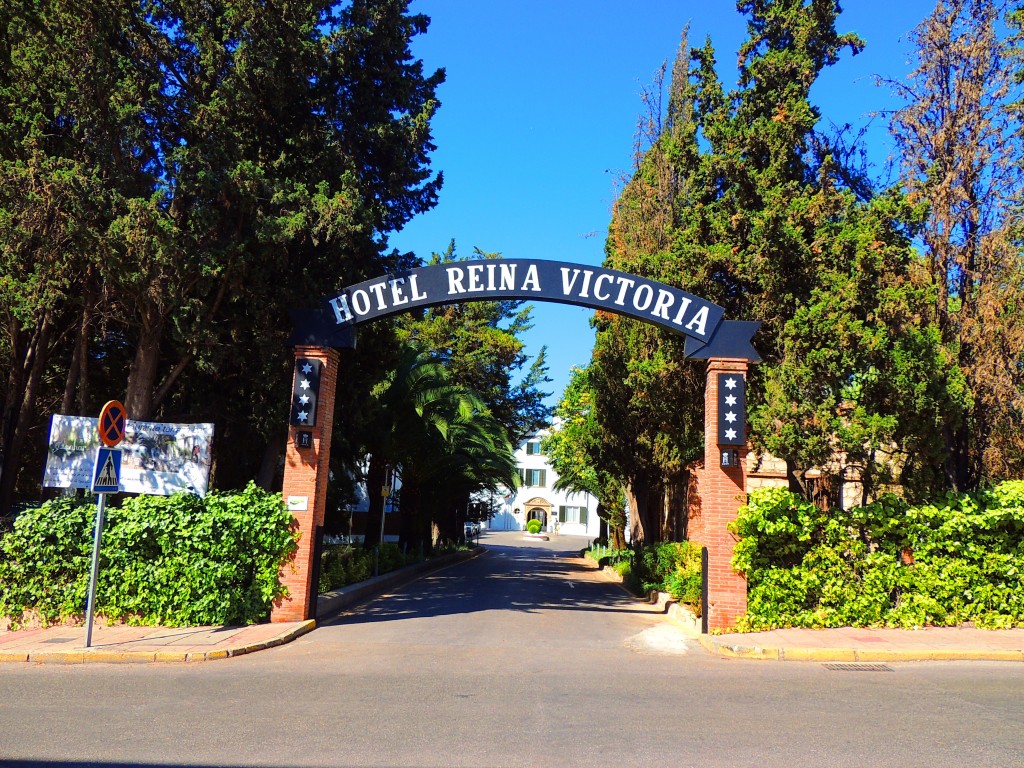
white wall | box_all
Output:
[490,427,600,538]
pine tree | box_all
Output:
[890,0,1024,488]
[0,0,445,508]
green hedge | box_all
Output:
[587,541,702,612]
[731,482,1024,630]
[0,483,297,627]
[318,542,413,593]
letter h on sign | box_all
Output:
[291,358,322,427]
[717,373,746,447]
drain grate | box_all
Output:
[823,663,894,672]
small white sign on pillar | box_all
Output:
[287,496,309,512]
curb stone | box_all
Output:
[585,556,1024,663]
[1,617,317,665]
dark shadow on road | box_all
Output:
[319,535,657,627]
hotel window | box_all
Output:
[558,505,588,525]
[519,468,546,487]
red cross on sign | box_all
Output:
[98,400,128,447]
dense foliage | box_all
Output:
[588,541,702,612]
[0,0,443,509]
[348,344,520,550]
[591,1,879,539]
[0,484,296,627]
[398,245,552,445]
[318,542,410,593]
[570,0,1024,531]
[541,366,627,548]
[731,483,1024,630]
[890,0,1024,489]
[0,2,541,551]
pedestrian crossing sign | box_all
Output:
[92,447,122,493]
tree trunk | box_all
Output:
[597,503,609,541]
[0,318,27,511]
[0,313,54,514]
[943,423,974,493]
[124,303,165,421]
[61,304,90,414]
[256,430,286,491]
[626,482,644,544]
[786,458,806,498]
[611,523,627,550]
[398,476,427,554]
[669,474,688,541]
[435,492,464,546]
[598,500,627,550]
[398,478,418,548]
[628,475,663,547]
[658,480,673,541]
[627,480,661,546]
[76,306,89,413]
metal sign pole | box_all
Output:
[84,492,107,648]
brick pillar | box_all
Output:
[271,345,340,623]
[700,358,749,631]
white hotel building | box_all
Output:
[486,426,601,538]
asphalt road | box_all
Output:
[1,531,1023,768]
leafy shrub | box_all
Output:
[346,549,372,584]
[318,544,352,593]
[664,548,702,609]
[0,496,93,623]
[731,481,1024,630]
[634,541,702,610]
[377,542,407,573]
[611,559,632,584]
[585,541,702,613]
[0,483,296,627]
[589,544,631,568]
[526,519,543,534]
[317,542,411,593]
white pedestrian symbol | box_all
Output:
[96,454,118,488]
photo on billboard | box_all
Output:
[43,416,214,497]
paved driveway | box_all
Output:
[1,531,1022,767]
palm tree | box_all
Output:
[361,344,517,551]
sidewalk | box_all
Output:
[662,602,1024,662]
[5,547,1024,664]
[0,620,315,664]
[610,570,1024,664]
[0,547,483,665]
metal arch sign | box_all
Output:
[290,259,760,361]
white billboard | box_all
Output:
[43,415,214,497]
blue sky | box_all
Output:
[390,1,936,408]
